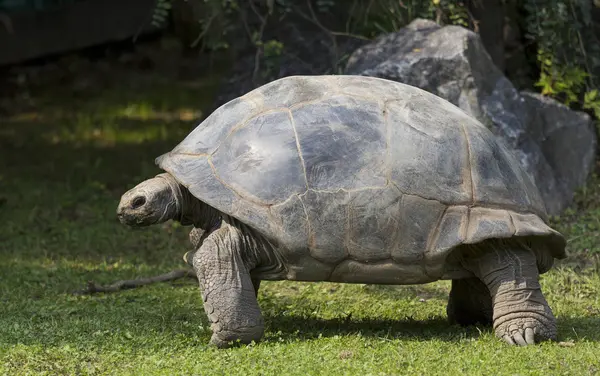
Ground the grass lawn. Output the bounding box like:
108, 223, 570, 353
1, 55, 599, 376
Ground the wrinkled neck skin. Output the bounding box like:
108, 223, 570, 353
156, 173, 221, 230
158, 173, 287, 280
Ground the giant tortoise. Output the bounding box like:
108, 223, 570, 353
117, 75, 566, 347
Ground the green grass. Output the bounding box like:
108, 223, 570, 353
1, 61, 600, 376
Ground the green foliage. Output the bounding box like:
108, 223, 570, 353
343, 0, 434, 38
522, 0, 600, 118
149, 1, 473, 75
151, 0, 241, 50
584, 89, 600, 119
535, 56, 589, 106
151, 0, 171, 28
190, 0, 240, 50
257, 39, 285, 80
435, 0, 470, 28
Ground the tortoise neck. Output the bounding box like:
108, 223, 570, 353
155, 173, 219, 228
187, 197, 220, 230
175, 184, 220, 229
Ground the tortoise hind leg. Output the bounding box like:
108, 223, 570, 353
458, 240, 557, 346
446, 278, 493, 326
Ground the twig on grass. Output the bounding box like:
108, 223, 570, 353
73, 268, 197, 295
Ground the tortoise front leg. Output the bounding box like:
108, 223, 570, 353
459, 241, 557, 346
191, 226, 264, 348
186, 227, 262, 297
183, 227, 208, 266
189, 227, 207, 249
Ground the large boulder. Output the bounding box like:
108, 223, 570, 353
345, 19, 597, 215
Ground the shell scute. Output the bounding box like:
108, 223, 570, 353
292, 95, 387, 191
346, 187, 401, 262
387, 98, 472, 203
210, 110, 306, 205
299, 189, 349, 265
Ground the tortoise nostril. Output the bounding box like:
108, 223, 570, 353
131, 196, 146, 209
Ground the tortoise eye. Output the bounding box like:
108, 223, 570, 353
131, 196, 146, 209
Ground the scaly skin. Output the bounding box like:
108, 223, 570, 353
458, 242, 557, 346
191, 223, 265, 348
187, 226, 262, 298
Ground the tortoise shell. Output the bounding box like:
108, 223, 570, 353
157, 75, 565, 283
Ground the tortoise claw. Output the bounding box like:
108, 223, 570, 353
502, 327, 536, 346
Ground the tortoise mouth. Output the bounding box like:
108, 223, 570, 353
116, 206, 168, 227
116, 210, 144, 226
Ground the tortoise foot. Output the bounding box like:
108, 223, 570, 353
495, 312, 557, 346
209, 326, 264, 348
457, 240, 559, 346
491, 277, 557, 346
492, 289, 557, 346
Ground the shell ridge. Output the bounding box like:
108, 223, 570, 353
286, 109, 310, 190
298, 195, 315, 253
461, 207, 470, 242
383, 100, 392, 184
389, 182, 548, 216
458, 122, 475, 204
507, 212, 517, 235
168, 152, 210, 158
345, 199, 353, 256
424, 206, 449, 257
289, 97, 332, 111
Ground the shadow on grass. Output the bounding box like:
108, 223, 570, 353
556, 316, 600, 342
264, 315, 600, 345
263, 314, 477, 343
359, 283, 451, 301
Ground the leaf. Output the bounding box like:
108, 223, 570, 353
584, 89, 598, 103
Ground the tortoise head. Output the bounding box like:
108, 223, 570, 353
117, 173, 182, 227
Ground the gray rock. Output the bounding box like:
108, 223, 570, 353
345, 18, 597, 215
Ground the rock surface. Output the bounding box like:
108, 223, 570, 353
345, 18, 597, 215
